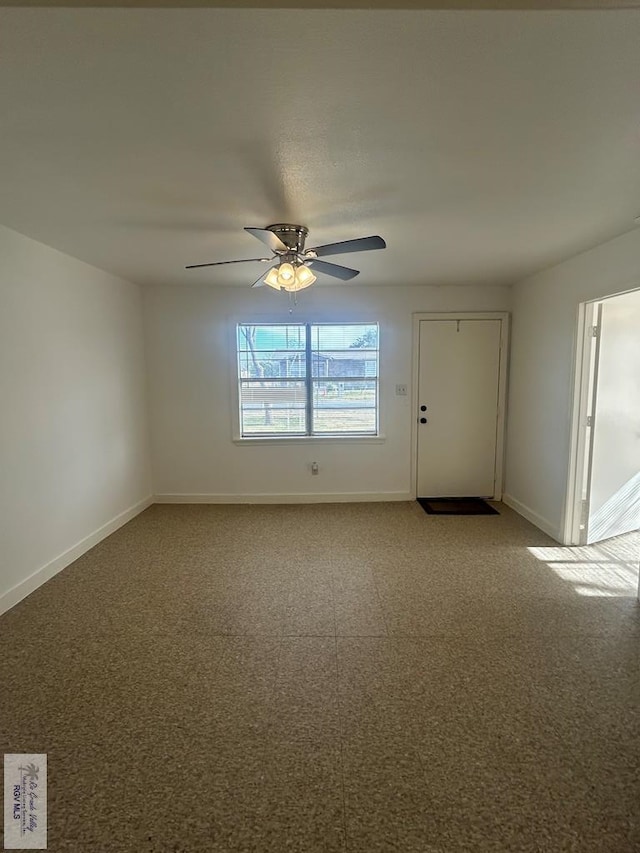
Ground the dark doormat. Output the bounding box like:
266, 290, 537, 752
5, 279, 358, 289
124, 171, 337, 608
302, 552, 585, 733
417, 497, 499, 515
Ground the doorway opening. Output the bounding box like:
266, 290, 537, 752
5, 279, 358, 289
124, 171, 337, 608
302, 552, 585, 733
565, 289, 640, 549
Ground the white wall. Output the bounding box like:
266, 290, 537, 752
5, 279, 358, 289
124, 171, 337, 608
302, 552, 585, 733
505, 227, 640, 542
0, 225, 153, 612
144, 282, 510, 501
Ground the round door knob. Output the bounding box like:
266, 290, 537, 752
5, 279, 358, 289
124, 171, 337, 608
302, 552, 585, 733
420, 417, 427, 424
420, 405, 427, 412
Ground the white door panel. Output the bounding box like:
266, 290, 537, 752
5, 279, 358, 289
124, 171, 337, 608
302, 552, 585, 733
417, 319, 502, 498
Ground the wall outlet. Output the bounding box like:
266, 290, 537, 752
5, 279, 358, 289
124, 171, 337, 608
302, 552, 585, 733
395, 384, 408, 396
311, 461, 319, 475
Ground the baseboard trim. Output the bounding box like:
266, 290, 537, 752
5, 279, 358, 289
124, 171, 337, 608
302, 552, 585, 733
502, 494, 561, 542
154, 492, 413, 504
0, 495, 154, 616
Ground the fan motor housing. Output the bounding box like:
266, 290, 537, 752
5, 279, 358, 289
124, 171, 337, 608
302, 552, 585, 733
267, 224, 308, 254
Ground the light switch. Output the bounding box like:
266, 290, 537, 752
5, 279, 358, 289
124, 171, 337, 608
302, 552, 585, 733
395, 384, 408, 396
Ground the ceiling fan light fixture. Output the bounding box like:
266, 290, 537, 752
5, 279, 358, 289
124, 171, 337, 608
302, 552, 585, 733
294, 265, 316, 289
263, 267, 281, 289
276, 265, 317, 292
276, 262, 295, 286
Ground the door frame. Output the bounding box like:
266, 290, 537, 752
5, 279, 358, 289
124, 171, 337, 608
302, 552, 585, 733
410, 312, 510, 501
563, 300, 601, 546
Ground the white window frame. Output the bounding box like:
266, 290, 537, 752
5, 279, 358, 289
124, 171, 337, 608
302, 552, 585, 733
232, 321, 384, 444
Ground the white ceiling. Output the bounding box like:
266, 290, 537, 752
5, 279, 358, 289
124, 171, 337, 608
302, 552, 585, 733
1, 6, 640, 287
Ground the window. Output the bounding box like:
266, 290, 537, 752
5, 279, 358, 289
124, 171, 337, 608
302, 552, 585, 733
237, 323, 379, 437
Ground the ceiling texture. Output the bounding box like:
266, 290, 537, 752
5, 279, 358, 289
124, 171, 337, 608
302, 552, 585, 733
1, 4, 640, 287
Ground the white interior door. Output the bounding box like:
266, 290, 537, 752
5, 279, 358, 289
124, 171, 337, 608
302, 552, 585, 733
585, 290, 640, 544
417, 318, 502, 498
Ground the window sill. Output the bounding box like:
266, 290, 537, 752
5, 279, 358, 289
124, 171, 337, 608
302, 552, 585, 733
233, 435, 386, 446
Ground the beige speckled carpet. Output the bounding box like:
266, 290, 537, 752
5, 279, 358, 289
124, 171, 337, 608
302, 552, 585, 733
1, 502, 639, 852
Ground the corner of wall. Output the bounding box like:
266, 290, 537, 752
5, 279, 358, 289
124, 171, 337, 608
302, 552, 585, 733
502, 494, 562, 543
0, 496, 154, 616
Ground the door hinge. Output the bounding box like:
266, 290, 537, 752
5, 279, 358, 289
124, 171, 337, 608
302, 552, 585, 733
591, 325, 599, 338
580, 500, 589, 529
586, 415, 593, 427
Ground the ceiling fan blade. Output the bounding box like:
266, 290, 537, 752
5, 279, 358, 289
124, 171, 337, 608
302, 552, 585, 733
309, 235, 386, 258
244, 227, 288, 254
250, 266, 276, 288
307, 259, 360, 281
185, 257, 271, 270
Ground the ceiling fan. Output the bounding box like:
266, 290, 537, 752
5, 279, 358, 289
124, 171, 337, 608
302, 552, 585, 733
185, 224, 386, 292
